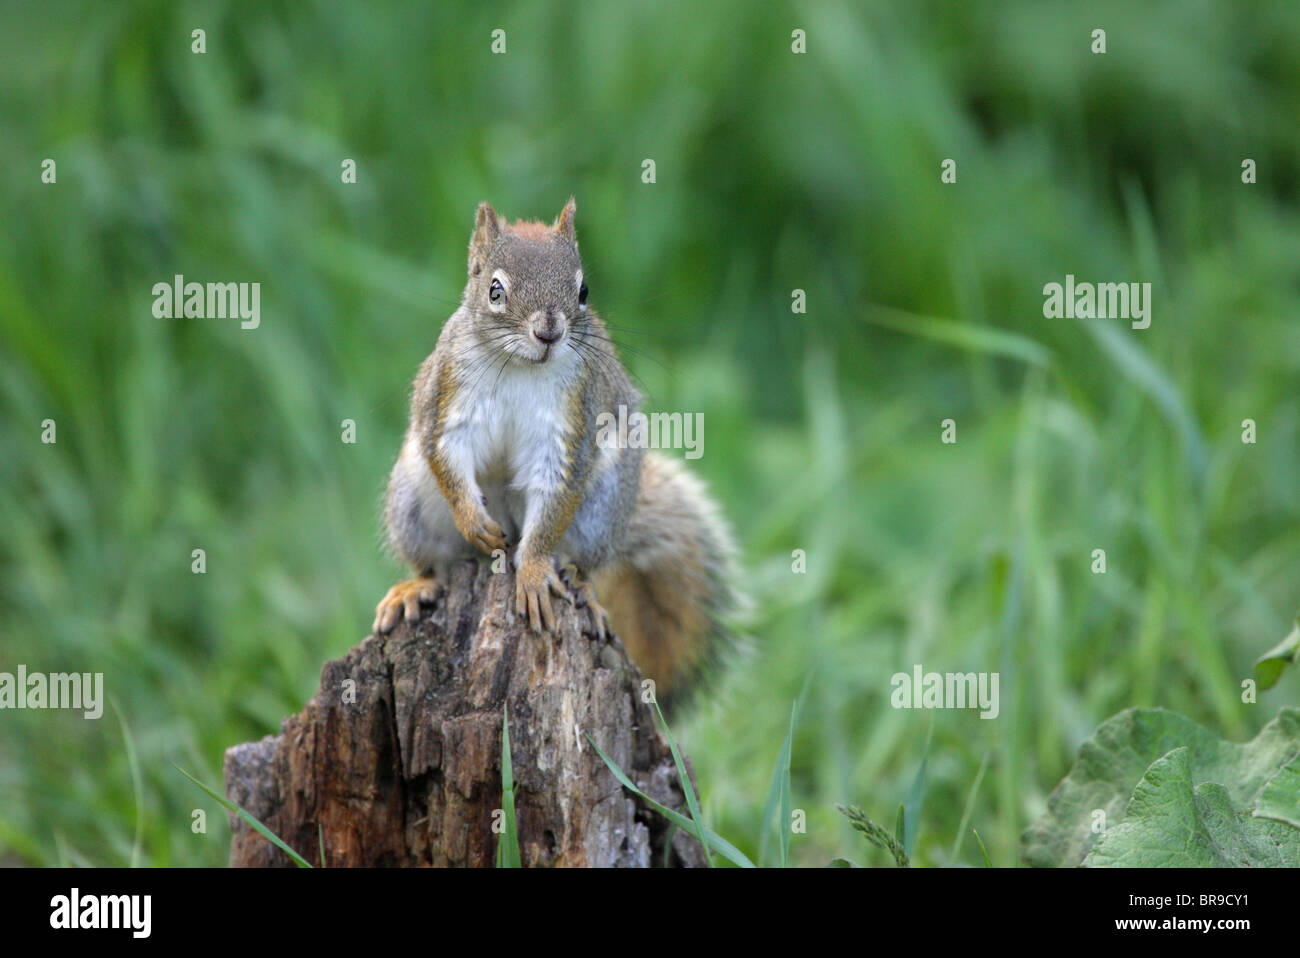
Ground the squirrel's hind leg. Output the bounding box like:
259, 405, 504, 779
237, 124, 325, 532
372, 573, 439, 634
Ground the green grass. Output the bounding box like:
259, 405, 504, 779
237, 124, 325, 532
173, 764, 312, 868
496, 705, 520, 868
2, 0, 1298, 868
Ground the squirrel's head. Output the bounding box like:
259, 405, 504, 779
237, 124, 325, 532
464, 197, 588, 365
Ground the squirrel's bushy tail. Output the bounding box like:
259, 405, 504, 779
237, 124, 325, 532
593, 452, 744, 706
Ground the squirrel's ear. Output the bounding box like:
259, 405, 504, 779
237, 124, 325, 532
469, 202, 500, 275
554, 196, 577, 242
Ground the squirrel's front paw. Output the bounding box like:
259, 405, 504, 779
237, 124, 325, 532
453, 503, 507, 555
515, 556, 567, 633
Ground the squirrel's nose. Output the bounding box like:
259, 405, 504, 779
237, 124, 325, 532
530, 309, 567, 345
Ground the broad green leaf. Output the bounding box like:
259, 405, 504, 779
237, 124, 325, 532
1022, 707, 1300, 867
1255, 618, 1300, 691
1084, 749, 1300, 867
1253, 754, 1300, 830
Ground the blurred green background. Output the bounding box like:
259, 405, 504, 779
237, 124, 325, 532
1, 0, 1298, 867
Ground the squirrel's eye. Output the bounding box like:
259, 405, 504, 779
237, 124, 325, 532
578, 281, 588, 306
489, 279, 505, 304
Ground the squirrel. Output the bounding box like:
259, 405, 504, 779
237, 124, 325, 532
373, 198, 741, 701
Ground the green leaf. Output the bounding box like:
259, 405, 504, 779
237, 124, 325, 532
1253, 754, 1300, 829
1255, 618, 1300, 691
587, 733, 755, 868
829, 857, 859, 868
173, 763, 313, 868
1084, 748, 1300, 867
1022, 707, 1300, 867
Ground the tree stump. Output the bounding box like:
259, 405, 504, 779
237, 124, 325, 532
222, 559, 706, 867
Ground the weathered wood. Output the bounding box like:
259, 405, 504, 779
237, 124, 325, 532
223, 559, 705, 867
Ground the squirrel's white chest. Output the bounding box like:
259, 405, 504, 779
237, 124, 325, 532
441, 366, 574, 493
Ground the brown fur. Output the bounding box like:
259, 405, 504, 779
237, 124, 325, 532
505, 219, 554, 240
593, 453, 737, 701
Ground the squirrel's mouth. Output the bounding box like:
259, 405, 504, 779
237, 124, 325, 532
525, 332, 566, 364
525, 312, 568, 362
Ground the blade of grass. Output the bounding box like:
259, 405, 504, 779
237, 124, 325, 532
498, 703, 521, 868
108, 696, 143, 868
651, 699, 712, 867
759, 675, 811, 866
865, 305, 1052, 368
662, 824, 678, 868
903, 726, 932, 856
760, 701, 798, 867
951, 752, 990, 861
173, 763, 312, 868
586, 734, 755, 867
778, 702, 796, 868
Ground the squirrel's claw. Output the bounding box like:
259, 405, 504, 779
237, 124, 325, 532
470, 516, 507, 555
453, 502, 507, 555
373, 575, 439, 634
515, 558, 565, 634
560, 564, 612, 639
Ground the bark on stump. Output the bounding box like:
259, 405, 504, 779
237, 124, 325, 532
222, 560, 705, 867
